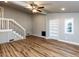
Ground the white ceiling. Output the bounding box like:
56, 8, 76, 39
33, 1, 79, 13
1, 1, 79, 14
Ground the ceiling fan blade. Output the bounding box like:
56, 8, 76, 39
37, 9, 42, 12
40, 11, 47, 14
38, 6, 44, 9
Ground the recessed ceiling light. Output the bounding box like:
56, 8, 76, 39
61, 8, 65, 11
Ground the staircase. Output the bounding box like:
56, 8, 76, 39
0, 18, 26, 43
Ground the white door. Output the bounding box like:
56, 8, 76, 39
49, 19, 59, 39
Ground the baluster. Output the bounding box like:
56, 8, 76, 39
7, 19, 9, 29
24, 30, 26, 38
0, 19, 1, 30
2, 18, 3, 29
4, 20, 6, 29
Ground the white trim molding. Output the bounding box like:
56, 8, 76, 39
0, 29, 12, 32
58, 39, 79, 46
31, 34, 47, 39
32, 35, 79, 46
46, 37, 79, 46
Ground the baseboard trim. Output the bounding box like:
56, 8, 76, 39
46, 37, 79, 46
31, 34, 46, 39
32, 35, 79, 46
58, 39, 79, 46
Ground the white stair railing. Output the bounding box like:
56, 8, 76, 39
0, 18, 26, 38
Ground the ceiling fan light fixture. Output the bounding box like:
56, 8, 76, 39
61, 8, 65, 11
26, 2, 44, 13
32, 9, 38, 13
32, 6, 36, 9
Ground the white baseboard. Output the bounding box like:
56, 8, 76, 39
32, 35, 79, 46
31, 34, 46, 39
46, 37, 79, 46
58, 39, 79, 46
45, 37, 56, 39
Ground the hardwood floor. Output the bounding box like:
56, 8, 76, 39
0, 35, 79, 57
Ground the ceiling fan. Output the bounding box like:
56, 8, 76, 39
26, 2, 45, 13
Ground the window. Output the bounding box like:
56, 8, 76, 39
65, 18, 74, 34
49, 19, 59, 39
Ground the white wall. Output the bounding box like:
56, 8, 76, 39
32, 13, 79, 44
32, 14, 46, 37
47, 13, 79, 43
3, 6, 32, 35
